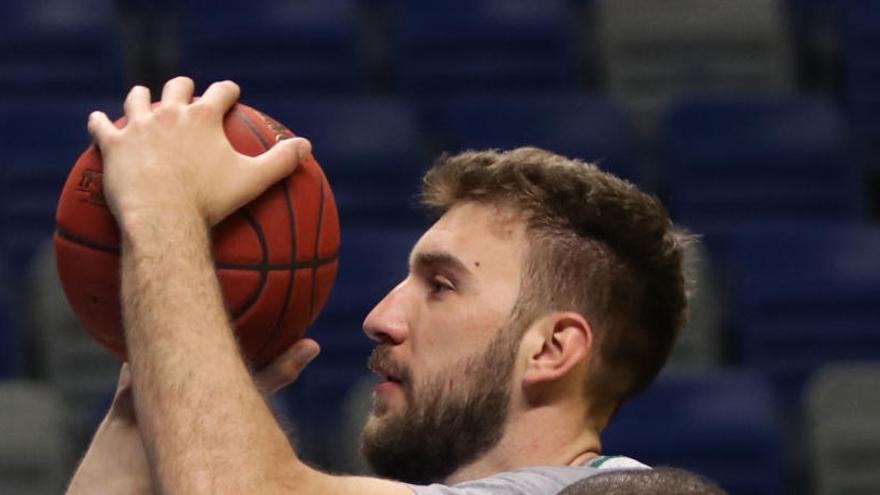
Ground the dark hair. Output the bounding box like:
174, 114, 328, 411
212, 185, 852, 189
421, 147, 692, 416
558, 467, 728, 495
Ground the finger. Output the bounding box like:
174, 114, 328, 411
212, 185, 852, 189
110, 363, 136, 422
212, 138, 311, 226
123, 85, 151, 119
87, 111, 119, 146
199, 80, 241, 114
117, 362, 131, 391
245, 137, 311, 195
160, 76, 195, 105
255, 338, 320, 396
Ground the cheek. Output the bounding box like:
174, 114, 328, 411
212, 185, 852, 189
409, 348, 472, 399
411, 355, 473, 402
412, 307, 503, 357
407, 289, 516, 383
409, 323, 465, 370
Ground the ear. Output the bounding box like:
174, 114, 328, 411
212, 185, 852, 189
521, 312, 593, 389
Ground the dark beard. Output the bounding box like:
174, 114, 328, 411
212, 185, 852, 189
361, 328, 520, 484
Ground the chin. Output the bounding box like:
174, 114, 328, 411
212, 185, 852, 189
364, 405, 394, 433
374, 387, 409, 415
360, 413, 386, 452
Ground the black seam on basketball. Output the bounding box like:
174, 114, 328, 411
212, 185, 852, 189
231, 106, 285, 363
309, 174, 326, 321
233, 107, 272, 150
255, 177, 297, 361
215, 255, 338, 271
54, 227, 120, 255
230, 209, 270, 319
52, 221, 323, 272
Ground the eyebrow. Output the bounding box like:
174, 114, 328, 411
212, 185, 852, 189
409, 250, 473, 282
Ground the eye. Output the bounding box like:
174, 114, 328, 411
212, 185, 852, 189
429, 276, 454, 294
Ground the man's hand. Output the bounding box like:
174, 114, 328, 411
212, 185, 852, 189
65, 338, 321, 495
86, 76, 311, 228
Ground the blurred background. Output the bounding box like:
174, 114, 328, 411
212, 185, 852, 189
0, 0, 879, 493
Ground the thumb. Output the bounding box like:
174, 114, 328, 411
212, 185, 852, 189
255, 338, 321, 396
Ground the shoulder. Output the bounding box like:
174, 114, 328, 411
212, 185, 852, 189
406, 457, 650, 495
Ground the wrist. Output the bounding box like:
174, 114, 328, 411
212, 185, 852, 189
117, 204, 208, 249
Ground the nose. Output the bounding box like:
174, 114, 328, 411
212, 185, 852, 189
363, 278, 412, 345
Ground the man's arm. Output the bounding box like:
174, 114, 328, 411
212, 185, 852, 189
86, 77, 412, 495
120, 202, 303, 492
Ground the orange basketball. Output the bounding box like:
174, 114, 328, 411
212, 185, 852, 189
54, 103, 340, 369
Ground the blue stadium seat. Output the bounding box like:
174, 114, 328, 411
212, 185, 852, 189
596, 0, 794, 133
0, 0, 125, 97
602, 370, 786, 495
0, 99, 121, 282
247, 96, 430, 227
431, 92, 644, 185
387, 0, 578, 95
836, 0, 880, 173
663, 94, 863, 241
725, 222, 880, 404
178, 0, 365, 95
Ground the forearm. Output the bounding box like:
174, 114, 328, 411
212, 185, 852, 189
65, 417, 152, 495
120, 211, 305, 493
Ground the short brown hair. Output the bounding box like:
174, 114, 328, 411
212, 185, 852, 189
421, 147, 691, 416
558, 467, 728, 495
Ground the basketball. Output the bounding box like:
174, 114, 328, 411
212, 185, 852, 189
53, 102, 340, 369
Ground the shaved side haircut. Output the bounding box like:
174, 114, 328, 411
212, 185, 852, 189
558, 467, 728, 495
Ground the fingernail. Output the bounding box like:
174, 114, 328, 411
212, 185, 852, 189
295, 343, 319, 363
294, 138, 312, 161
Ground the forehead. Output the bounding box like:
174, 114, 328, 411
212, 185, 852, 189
411, 201, 528, 277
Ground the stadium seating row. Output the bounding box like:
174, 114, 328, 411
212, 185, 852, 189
0, 0, 873, 97
0, 92, 865, 279
599, 363, 880, 495
4, 0, 878, 188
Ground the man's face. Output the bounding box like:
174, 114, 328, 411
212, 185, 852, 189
360, 202, 529, 484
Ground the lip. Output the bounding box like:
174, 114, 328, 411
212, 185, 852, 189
375, 380, 403, 394
369, 363, 401, 384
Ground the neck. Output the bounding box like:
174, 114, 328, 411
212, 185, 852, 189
442, 404, 602, 485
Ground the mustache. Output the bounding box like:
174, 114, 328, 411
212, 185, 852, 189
368, 345, 412, 384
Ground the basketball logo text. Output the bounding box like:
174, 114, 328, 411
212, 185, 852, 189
258, 112, 295, 142
75, 168, 108, 207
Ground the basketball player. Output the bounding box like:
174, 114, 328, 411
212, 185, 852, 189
66, 77, 692, 494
